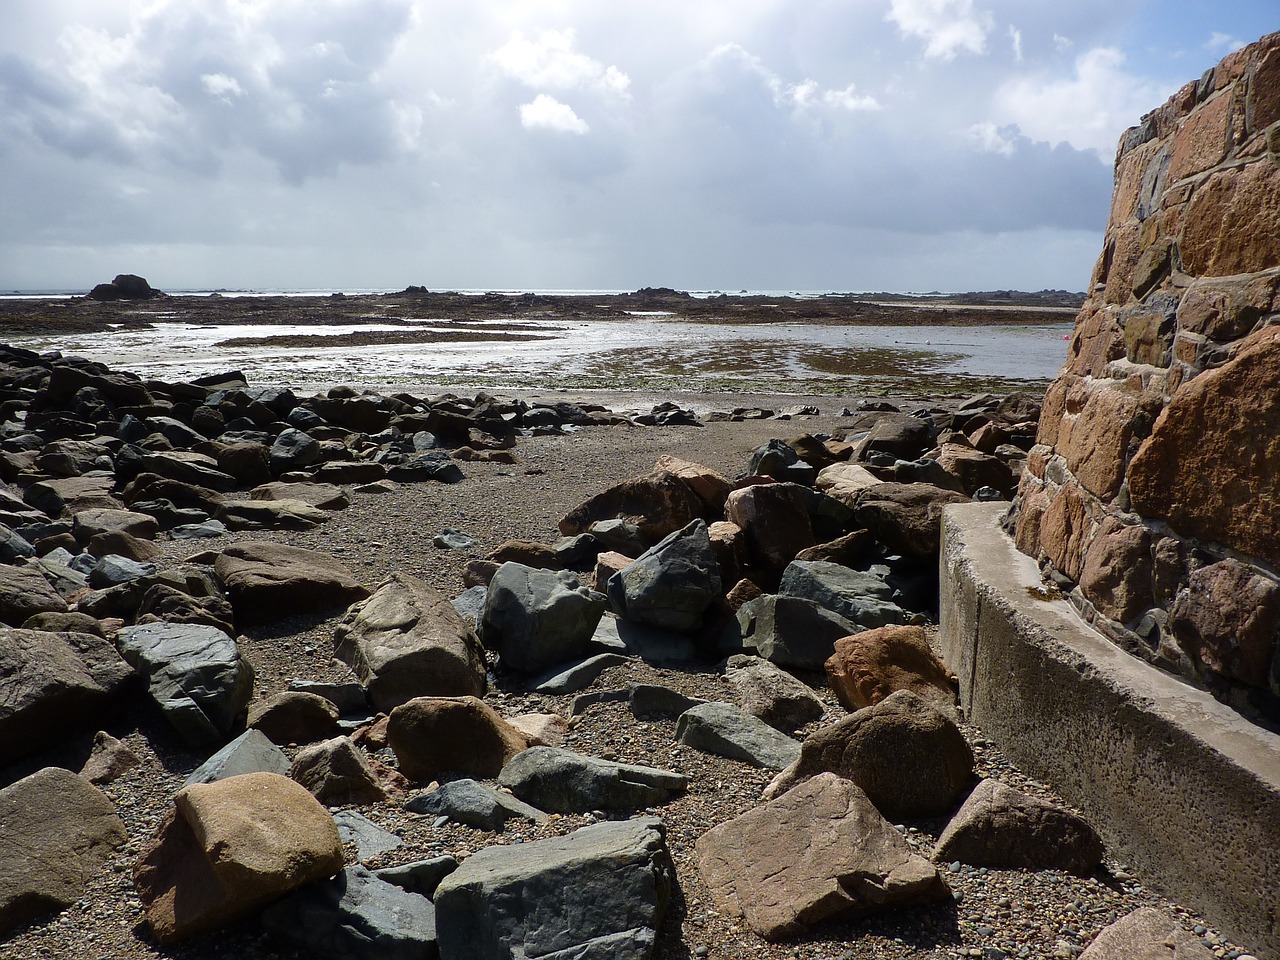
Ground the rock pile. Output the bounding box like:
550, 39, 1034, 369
1011, 30, 1280, 720
0, 343, 1240, 958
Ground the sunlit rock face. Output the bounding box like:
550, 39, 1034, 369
1011, 31, 1280, 718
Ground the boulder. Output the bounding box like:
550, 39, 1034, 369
695, 772, 949, 941
763, 690, 974, 820
374, 856, 459, 899
478, 563, 606, 674
247, 690, 340, 745
824, 625, 957, 715
134, 773, 344, 944
183, 728, 291, 787
0, 522, 36, 563
214, 540, 369, 625
335, 810, 404, 861
724, 483, 816, 582
558, 470, 704, 545
498, 746, 686, 813
752, 595, 861, 670
1078, 907, 1216, 960
0, 627, 134, 765
249, 480, 350, 510
815, 462, 882, 507
116, 622, 254, 746
72, 507, 159, 543
0, 767, 127, 935
24, 475, 122, 517
217, 498, 331, 530
507, 711, 572, 747
607, 519, 721, 632
858, 413, 937, 461
778, 560, 910, 630
335, 573, 488, 712
854, 482, 970, 560
652, 454, 732, 512
529, 652, 629, 694
290, 736, 388, 806
387, 696, 528, 781
269, 428, 321, 474
1169, 558, 1280, 686
79, 730, 142, 785
935, 443, 1015, 497
88, 553, 157, 588
261, 865, 437, 960
723, 654, 825, 732
434, 817, 674, 960
386, 451, 465, 484
0, 564, 68, 625
675, 701, 802, 770
933, 778, 1104, 875
405, 778, 548, 830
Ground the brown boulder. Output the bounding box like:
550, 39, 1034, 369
853, 483, 969, 561
653, 455, 732, 512
79, 730, 143, 785
935, 443, 1014, 497
1129, 326, 1280, 568
213, 540, 369, 625
486, 539, 560, 569
87, 529, 163, 563
724, 654, 825, 732
814, 462, 881, 507
558, 470, 703, 545
1078, 907, 1216, 959
387, 696, 529, 782
724, 483, 816, 580
289, 736, 387, 806
23, 475, 122, 518
0, 565, 69, 626
591, 550, 633, 593
134, 772, 343, 944
72, 507, 159, 543
763, 690, 973, 820
824, 625, 956, 715
210, 442, 272, 486
794, 528, 874, 566
695, 772, 949, 941
333, 573, 487, 713
1169, 559, 1280, 686
1039, 484, 1089, 582
933, 778, 1104, 875
0, 767, 126, 934
249, 481, 350, 510
247, 691, 340, 745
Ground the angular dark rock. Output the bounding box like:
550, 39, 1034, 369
498, 746, 686, 813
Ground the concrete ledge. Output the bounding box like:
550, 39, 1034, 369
939, 502, 1280, 960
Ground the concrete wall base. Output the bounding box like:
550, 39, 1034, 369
939, 502, 1280, 959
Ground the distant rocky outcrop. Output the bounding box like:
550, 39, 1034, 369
88, 274, 161, 301
1012, 30, 1280, 719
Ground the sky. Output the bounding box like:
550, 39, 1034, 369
0, 1, 1275, 294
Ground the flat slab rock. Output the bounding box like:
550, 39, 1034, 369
213, 540, 370, 625
434, 816, 674, 960
696, 772, 949, 941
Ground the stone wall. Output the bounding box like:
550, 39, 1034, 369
1012, 31, 1280, 720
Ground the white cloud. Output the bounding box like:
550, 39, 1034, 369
201, 73, 244, 101
1009, 25, 1023, 62
520, 93, 588, 133
991, 46, 1173, 155
490, 29, 630, 97
1053, 33, 1072, 53
700, 43, 879, 115
966, 120, 1016, 155
886, 0, 994, 60
1206, 31, 1244, 55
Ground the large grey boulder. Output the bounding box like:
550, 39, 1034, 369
751, 595, 861, 670
405, 779, 548, 831
335, 573, 487, 712
696, 773, 948, 941
777, 560, 910, 630
675, 701, 801, 770
933, 778, 1105, 875
0, 564, 68, 625
607, 519, 721, 632
0, 767, 127, 935
116, 622, 255, 746
0, 627, 134, 765
723, 654, 825, 732
435, 817, 674, 960
763, 690, 974, 820
262, 865, 437, 960
269, 427, 321, 474
182, 728, 290, 787
499, 746, 686, 813
479, 563, 606, 673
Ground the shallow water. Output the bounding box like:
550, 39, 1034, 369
8, 315, 1072, 398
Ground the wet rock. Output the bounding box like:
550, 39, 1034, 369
434, 817, 673, 960
695, 772, 949, 941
